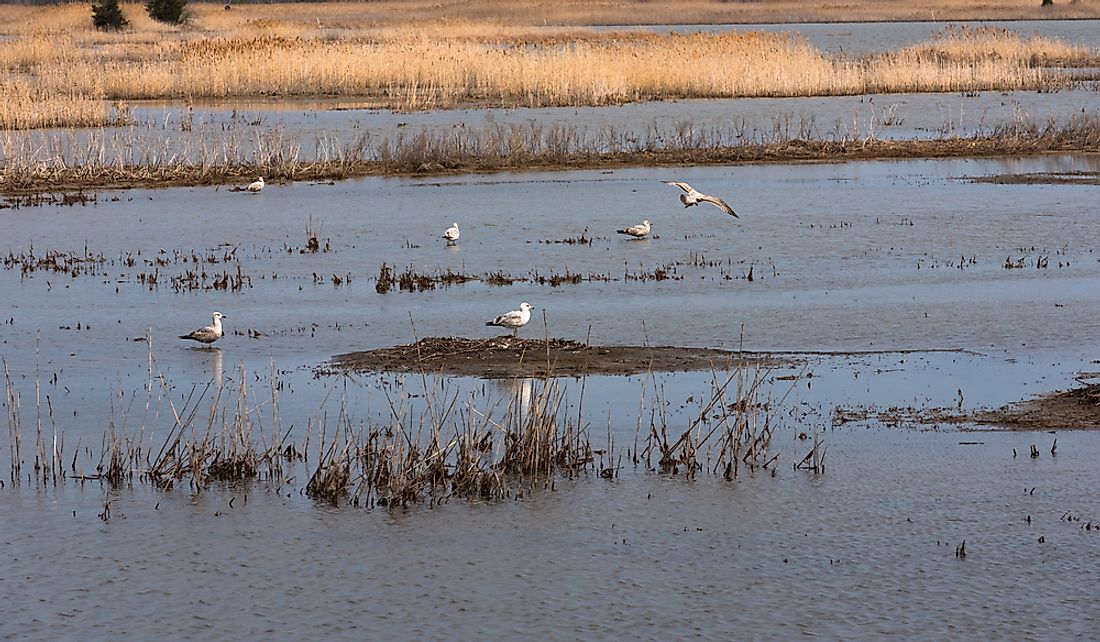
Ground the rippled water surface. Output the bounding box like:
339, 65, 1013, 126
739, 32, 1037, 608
3, 429, 1099, 640
2, 146, 1100, 636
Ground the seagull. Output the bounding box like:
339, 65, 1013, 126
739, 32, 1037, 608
662, 181, 738, 218
246, 177, 264, 193
443, 222, 460, 244
485, 302, 533, 336
616, 219, 651, 239
179, 311, 227, 347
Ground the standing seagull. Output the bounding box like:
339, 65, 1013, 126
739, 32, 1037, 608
179, 311, 227, 347
485, 302, 533, 336
662, 181, 738, 218
443, 222, 460, 244
616, 219, 651, 239
246, 177, 265, 193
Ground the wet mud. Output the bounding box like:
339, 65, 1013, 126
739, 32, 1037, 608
836, 383, 1100, 430
328, 336, 785, 378
972, 383, 1100, 429
971, 169, 1100, 185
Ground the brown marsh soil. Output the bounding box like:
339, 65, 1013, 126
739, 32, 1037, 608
971, 383, 1100, 429
837, 383, 1100, 430
327, 336, 785, 378
971, 170, 1100, 185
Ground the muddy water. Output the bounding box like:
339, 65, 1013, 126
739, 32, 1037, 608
3, 155, 1100, 637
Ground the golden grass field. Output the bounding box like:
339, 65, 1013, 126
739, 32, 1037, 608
3, 1, 1100, 33
0, 1, 1095, 192
0, 1, 1097, 129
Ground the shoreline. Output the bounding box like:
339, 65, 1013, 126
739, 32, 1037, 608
4, 140, 1098, 197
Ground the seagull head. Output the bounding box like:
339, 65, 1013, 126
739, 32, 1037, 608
519, 302, 533, 312
452, 222, 459, 228
642, 219, 650, 226
212, 311, 226, 320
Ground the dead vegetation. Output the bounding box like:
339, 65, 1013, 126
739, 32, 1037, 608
2, 337, 790, 508
0, 5, 1097, 129
2, 244, 256, 293
3, 111, 1100, 194
833, 382, 1100, 430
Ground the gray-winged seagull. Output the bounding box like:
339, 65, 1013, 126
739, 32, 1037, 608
662, 180, 738, 218
180, 311, 227, 347
485, 302, 533, 336
616, 219, 651, 238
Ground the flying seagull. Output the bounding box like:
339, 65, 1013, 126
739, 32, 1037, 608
486, 302, 533, 336
662, 181, 738, 218
246, 177, 265, 193
443, 222, 460, 244
180, 311, 227, 347
616, 219, 651, 239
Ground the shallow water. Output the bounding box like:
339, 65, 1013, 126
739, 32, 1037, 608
9, 86, 1094, 168
3, 153, 1100, 638
2, 154, 1099, 427
2, 428, 1098, 639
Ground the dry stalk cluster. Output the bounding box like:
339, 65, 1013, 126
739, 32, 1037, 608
373, 254, 767, 295
1, 243, 258, 293
3, 340, 792, 507
638, 361, 789, 480
303, 377, 592, 507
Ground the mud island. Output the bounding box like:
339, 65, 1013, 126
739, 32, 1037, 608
328, 336, 788, 378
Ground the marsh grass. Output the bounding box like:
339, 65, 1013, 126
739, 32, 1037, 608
2, 336, 785, 508
5, 2, 1097, 35
0, 77, 112, 130
1, 4, 1096, 130
33, 29, 1081, 110
908, 25, 1097, 66
2, 110, 1099, 193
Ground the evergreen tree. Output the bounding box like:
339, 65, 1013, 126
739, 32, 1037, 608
146, 0, 189, 24
92, 0, 128, 31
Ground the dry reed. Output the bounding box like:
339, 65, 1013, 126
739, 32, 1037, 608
1, 5, 1095, 129
2, 110, 1099, 194
1, 334, 787, 507
31, 29, 1081, 109
5, 2, 1098, 35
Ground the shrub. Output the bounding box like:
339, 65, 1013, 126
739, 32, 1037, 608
92, 0, 128, 30
146, 0, 188, 24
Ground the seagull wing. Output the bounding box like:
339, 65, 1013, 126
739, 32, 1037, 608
489, 310, 524, 327
662, 180, 694, 194
699, 194, 739, 218
500, 311, 523, 325
180, 324, 219, 343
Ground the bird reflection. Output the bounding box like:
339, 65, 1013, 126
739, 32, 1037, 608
207, 347, 224, 388
495, 377, 534, 423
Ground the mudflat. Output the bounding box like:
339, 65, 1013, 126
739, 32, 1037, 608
972, 383, 1100, 429
328, 336, 783, 378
